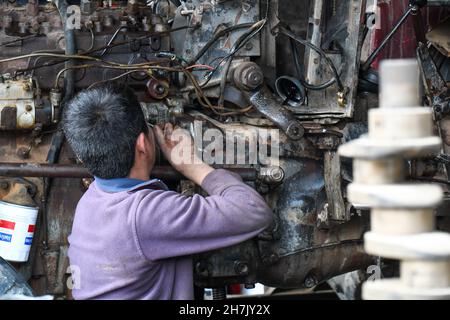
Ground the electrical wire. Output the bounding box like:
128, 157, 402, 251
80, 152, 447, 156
217, 19, 267, 107
1, 23, 248, 116
87, 70, 152, 89
0, 34, 37, 47
184, 68, 254, 116
0, 52, 171, 70
198, 19, 266, 89
53, 63, 188, 89
85, 27, 95, 53
290, 37, 335, 90
185, 64, 214, 71
100, 26, 127, 56
10, 25, 192, 75
196, 0, 270, 89
189, 22, 255, 64
279, 25, 344, 91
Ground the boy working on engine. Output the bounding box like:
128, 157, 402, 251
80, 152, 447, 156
63, 84, 273, 300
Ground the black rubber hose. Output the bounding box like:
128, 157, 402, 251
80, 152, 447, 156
58, 1, 76, 100
47, 0, 76, 162
41, 0, 77, 249
280, 26, 344, 91
290, 37, 335, 91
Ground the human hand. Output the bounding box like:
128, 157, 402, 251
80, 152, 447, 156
153, 123, 214, 185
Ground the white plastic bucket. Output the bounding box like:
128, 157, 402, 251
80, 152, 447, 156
0, 200, 39, 262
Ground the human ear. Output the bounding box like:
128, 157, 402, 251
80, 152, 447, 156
136, 132, 147, 155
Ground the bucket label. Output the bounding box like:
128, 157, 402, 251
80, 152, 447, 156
28, 225, 35, 233
0, 232, 12, 243
24, 237, 33, 245
0, 219, 15, 230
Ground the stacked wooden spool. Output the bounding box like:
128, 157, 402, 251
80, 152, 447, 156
339, 59, 450, 299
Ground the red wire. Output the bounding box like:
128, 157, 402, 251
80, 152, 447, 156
186, 64, 215, 71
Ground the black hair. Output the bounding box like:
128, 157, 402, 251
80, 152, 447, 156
62, 83, 148, 179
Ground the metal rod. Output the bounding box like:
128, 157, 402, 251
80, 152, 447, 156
0, 163, 258, 181
361, 5, 415, 72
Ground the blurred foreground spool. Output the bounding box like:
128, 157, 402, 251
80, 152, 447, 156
339, 59, 450, 300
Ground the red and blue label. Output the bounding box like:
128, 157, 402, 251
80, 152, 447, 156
25, 224, 35, 245
0, 219, 15, 243
0, 219, 35, 245
24, 237, 33, 245
25, 224, 34, 246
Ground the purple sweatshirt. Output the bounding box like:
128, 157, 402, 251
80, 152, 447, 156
67, 169, 273, 300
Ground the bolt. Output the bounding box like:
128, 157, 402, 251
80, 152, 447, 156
286, 121, 304, 140
234, 261, 249, 275
269, 167, 284, 182
304, 275, 318, 288
247, 69, 263, 87
245, 42, 253, 51
155, 84, 165, 95
17, 147, 30, 159
260, 166, 285, 184
25, 105, 33, 112
236, 63, 264, 90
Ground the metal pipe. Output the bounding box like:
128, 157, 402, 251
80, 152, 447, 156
0, 163, 258, 181
306, 0, 323, 86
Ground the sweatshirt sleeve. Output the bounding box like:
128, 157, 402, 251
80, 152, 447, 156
133, 169, 273, 261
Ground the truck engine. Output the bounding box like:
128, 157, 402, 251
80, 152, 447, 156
0, 0, 449, 300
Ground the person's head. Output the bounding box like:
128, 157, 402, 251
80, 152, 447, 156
63, 83, 155, 180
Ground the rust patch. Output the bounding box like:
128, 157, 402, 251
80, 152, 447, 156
0, 107, 17, 130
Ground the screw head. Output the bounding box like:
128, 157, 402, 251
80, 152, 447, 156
304, 276, 318, 288
234, 261, 249, 275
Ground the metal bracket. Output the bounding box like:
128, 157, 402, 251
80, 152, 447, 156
246, 86, 305, 140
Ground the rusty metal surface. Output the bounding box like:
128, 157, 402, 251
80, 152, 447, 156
323, 150, 347, 223
0, 78, 37, 130
247, 86, 305, 140
0, 162, 259, 181
427, 18, 450, 57
195, 158, 370, 289
258, 241, 372, 289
